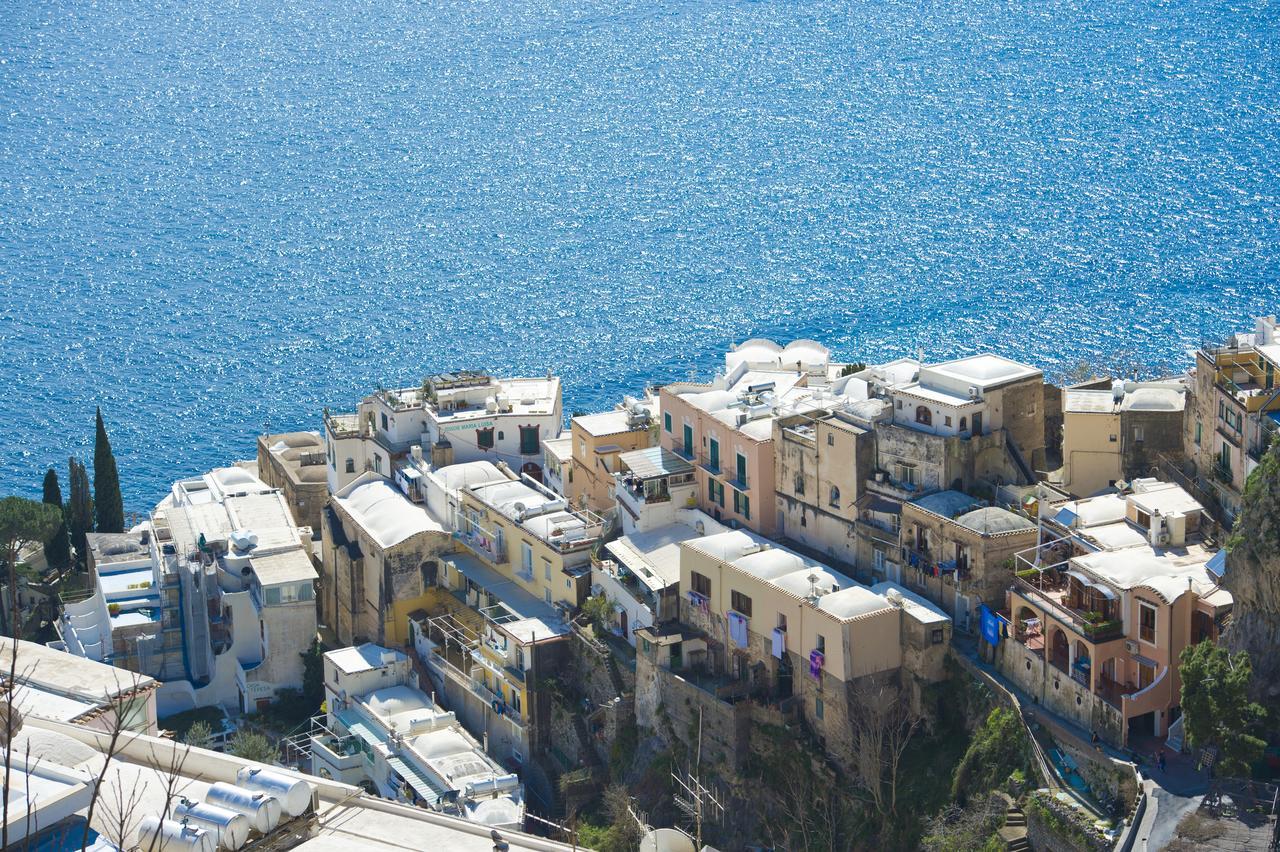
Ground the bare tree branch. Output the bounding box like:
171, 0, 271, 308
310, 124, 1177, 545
78, 671, 147, 851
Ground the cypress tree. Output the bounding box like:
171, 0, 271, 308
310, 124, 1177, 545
41, 467, 70, 570
93, 407, 124, 533
67, 456, 93, 563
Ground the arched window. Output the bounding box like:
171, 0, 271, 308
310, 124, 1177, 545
959, 416, 968, 433
829, 485, 841, 508
915, 406, 932, 426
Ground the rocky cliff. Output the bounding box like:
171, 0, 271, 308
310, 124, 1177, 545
1224, 439, 1280, 703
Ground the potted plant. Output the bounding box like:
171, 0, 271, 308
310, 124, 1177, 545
107, 603, 121, 616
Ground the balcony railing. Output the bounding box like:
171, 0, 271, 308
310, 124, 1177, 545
456, 525, 507, 564
1011, 577, 1123, 642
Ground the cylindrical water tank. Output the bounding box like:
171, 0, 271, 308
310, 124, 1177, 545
639, 828, 697, 852
137, 816, 217, 852
173, 798, 250, 850
235, 767, 313, 817
204, 782, 282, 833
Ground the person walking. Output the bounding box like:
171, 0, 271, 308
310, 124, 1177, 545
1157, 748, 1166, 773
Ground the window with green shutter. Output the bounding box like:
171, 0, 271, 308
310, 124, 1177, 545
519, 425, 539, 455
664, 412, 672, 432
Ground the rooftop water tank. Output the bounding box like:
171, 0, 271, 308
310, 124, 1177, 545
173, 798, 250, 850
234, 767, 313, 818
205, 782, 282, 833
137, 816, 217, 852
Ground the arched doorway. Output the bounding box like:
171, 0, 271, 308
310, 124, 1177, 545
1015, 606, 1043, 656
1049, 627, 1070, 674
1072, 640, 1091, 686
520, 461, 543, 483
1098, 656, 1126, 708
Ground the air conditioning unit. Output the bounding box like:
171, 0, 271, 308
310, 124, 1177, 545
1125, 640, 1139, 654
1155, 532, 1170, 546
968, 386, 980, 399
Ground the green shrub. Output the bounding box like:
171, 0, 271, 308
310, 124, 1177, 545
950, 708, 1030, 804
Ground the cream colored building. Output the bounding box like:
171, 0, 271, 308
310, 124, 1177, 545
1058, 381, 1186, 498
566, 395, 659, 514
1186, 315, 1280, 523
1000, 479, 1232, 746
675, 530, 950, 764
456, 476, 604, 612
323, 371, 564, 494
773, 408, 874, 568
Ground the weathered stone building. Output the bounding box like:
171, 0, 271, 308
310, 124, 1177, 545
323, 472, 455, 646
1057, 381, 1186, 498
256, 431, 329, 533
901, 491, 1039, 632
773, 409, 874, 568
638, 528, 950, 771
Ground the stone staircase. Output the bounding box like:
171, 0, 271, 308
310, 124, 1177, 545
1165, 714, 1185, 753
571, 713, 603, 769
603, 649, 628, 697
995, 793, 1030, 851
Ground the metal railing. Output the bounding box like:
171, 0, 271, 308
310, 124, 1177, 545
1011, 577, 1123, 641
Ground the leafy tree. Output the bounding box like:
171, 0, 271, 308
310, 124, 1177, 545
301, 639, 325, 710
183, 720, 215, 750
93, 407, 125, 534
0, 496, 63, 637
839, 362, 868, 377
66, 456, 93, 563
580, 593, 614, 631
229, 730, 279, 764
950, 708, 1030, 805
41, 468, 70, 571
1179, 642, 1265, 777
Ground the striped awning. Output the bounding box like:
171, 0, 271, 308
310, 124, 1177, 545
387, 755, 448, 806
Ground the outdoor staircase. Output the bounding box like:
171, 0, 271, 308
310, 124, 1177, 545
571, 713, 603, 769
603, 650, 627, 697
996, 794, 1030, 852
1165, 714, 1185, 753
1006, 437, 1036, 486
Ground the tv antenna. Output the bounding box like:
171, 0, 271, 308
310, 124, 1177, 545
672, 709, 724, 849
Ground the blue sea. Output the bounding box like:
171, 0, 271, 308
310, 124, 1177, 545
2, 0, 1278, 510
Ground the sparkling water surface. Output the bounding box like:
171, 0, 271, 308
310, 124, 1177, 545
2, 0, 1278, 509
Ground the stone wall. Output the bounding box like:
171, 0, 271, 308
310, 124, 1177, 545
635, 645, 750, 773
1043, 383, 1064, 462
1024, 790, 1113, 852
1055, 736, 1139, 815
1122, 408, 1184, 480
996, 639, 1124, 746
1001, 378, 1048, 470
